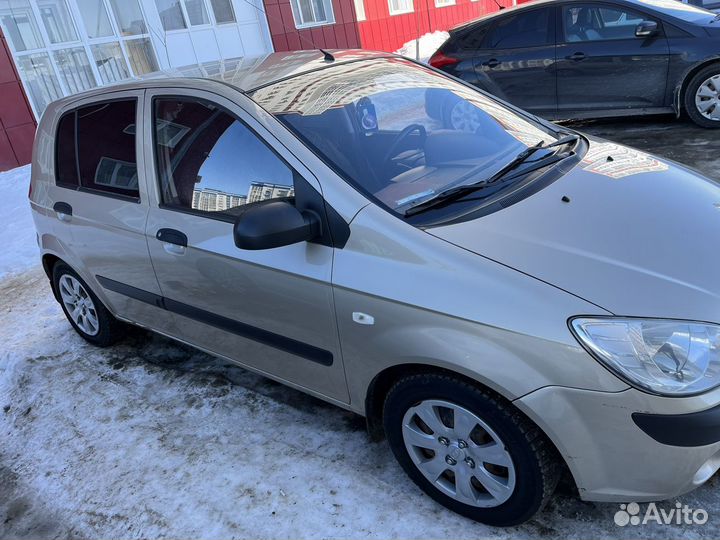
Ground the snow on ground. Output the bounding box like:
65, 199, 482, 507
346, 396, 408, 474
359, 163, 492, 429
394, 31, 449, 63
0, 165, 38, 279
2, 120, 720, 539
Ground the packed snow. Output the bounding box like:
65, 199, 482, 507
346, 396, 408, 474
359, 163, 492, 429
3, 115, 720, 539
0, 165, 38, 279
394, 31, 449, 63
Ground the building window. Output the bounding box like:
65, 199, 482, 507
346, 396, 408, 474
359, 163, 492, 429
52, 46, 96, 93
123, 37, 158, 75
155, 0, 186, 30
37, 0, 78, 43
75, 0, 113, 38
91, 41, 129, 83
354, 0, 366, 21
434, 0, 455, 7
15, 52, 62, 113
289, 0, 335, 28
209, 0, 235, 23
184, 0, 209, 25
154, 0, 216, 31
106, 0, 147, 36
388, 0, 413, 15
0, 1, 45, 51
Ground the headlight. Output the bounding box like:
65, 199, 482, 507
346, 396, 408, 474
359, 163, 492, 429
570, 317, 720, 396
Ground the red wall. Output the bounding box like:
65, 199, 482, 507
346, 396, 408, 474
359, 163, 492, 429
0, 28, 36, 172
358, 0, 509, 53
264, 0, 362, 51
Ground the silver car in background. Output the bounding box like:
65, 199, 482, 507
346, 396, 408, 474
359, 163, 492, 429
29, 50, 720, 526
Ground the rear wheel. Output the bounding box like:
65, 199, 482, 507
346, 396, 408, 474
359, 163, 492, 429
684, 65, 720, 128
383, 373, 560, 527
52, 262, 125, 347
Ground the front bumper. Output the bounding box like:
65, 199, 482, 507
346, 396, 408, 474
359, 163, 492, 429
514, 385, 720, 502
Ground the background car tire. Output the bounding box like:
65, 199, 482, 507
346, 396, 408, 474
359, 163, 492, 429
684, 65, 720, 129
383, 373, 561, 527
52, 262, 125, 347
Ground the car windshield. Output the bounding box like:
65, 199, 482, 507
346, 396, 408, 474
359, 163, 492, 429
635, 0, 717, 22
250, 58, 560, 215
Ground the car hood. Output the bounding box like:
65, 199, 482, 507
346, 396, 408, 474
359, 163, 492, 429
429, 138, 720, 322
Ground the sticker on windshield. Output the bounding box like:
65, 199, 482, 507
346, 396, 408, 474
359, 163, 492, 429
357, 97, 378, 134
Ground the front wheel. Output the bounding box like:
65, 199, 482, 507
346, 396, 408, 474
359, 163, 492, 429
383, 374, 560, 527
684, 65, 720, 128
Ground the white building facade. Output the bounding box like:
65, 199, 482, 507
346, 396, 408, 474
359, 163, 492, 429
0, 0, 273, 118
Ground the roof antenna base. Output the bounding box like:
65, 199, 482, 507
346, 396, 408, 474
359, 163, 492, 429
319, 48, 335, 62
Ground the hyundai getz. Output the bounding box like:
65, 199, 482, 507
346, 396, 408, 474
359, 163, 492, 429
29, 50, 720, 526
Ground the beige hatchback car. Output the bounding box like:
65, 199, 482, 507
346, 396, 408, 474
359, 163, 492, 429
30, 50, 720, 526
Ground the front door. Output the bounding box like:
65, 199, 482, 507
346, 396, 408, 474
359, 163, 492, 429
143, 89, 348, 402
556, 3, 670, 114
473, 6, 558, 115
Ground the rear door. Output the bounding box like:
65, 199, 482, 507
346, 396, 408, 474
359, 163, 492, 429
556, 2, 670, 113
50, 91, 167, 331
142, 88, 349, 402
473, 6, 558, 115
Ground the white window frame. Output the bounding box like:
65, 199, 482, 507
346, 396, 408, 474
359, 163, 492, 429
435, 0, 456, 8
289, 0, 336, 28
388, 0, 413, 15
353, 0, 366, 21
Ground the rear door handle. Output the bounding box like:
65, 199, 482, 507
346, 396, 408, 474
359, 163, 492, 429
483, 59, 500, 68
566, 52, 587, 61
156, 228, 187, 255
53, 201, 72, 222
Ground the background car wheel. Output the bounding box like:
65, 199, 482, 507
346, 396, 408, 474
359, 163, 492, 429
383, 373, 561, 527
52, 262, 125, 347
685, 65, 720, 129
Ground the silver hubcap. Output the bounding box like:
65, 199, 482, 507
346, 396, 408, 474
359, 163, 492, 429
695, 75, 720, 121
59, 275, 99, 336
401, 399, 516, 508
450, 101, 483, 133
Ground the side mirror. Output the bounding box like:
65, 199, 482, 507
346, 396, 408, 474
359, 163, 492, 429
233, 200, 321, 250
635, 20, 658, 37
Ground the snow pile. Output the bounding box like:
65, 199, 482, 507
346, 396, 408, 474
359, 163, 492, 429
0, 165, 38, 279
394, 31, 449, 63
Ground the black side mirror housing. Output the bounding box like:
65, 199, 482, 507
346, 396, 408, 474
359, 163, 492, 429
636, 20, 658, 38
233, 200, 321, 250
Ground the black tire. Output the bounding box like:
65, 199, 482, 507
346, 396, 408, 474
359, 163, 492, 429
684, 64, 720, 129
52, 262, 125, 347
383, 373, 560, 527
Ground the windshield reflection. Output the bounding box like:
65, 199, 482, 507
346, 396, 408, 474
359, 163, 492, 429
252, 58, 559, 215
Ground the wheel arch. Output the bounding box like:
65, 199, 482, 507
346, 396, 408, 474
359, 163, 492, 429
676, 58, 720, 114
364, 363, 577, 491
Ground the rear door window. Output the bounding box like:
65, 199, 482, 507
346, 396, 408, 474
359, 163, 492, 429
76, 99, 139, 198
55, 99, 139, 199
486, 8, 553, 49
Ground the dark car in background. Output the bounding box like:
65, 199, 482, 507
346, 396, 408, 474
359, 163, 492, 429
429, 0, 720, 127
687, 0, 720, 13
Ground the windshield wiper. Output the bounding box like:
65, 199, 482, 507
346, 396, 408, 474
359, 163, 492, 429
713, 13, 720, 22
404, 134, 580, 217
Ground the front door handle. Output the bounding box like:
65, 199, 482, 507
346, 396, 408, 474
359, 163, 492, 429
483, 59, 500, 68
156, 228, 187, 255
53, 201, 72, 222
566, 52, 587, 61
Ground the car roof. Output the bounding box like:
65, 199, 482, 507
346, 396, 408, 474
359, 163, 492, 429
46, 49, 394, 110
